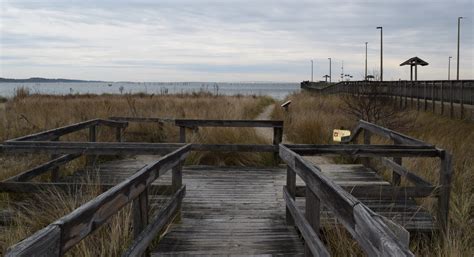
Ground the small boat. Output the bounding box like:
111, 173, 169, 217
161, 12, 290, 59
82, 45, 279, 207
108, 83, 113, 87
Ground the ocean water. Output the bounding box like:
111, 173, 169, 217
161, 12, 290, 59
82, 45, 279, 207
0, 82, 299, 100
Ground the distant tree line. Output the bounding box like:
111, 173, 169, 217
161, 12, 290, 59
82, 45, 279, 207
0, 77, 104, 83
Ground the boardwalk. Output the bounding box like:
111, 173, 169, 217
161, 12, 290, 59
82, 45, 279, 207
1, 118, 451, 256
61, 158, 434, 255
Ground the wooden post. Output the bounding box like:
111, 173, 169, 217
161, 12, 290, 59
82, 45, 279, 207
410, 81, 414, 107
133, 189, 149, 245
392, 140, 402, 186
404, 80, 408, 108
450, 81, 454, 119
417, 82, 421, 111
460, 81, 464, 119
286, 166, 296, 225
172, 162, 183, 222
438, 150, 452, 234
304, 187, 320, 257
432, 81, 436, 113
172, 163, 183, 192
273, 127, 283, 165
399, 81, 403, 107
87, 126, 97, 167
424, 82, 428, 111
116, 127, 122, 142
179, 126, 186, 143
362, 130, 371, 167
441, 81, 444, 115
50, 137, 60, 182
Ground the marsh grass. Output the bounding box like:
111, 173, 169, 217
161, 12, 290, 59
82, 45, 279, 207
273, 91, 474, 256
0, 92, 274, 255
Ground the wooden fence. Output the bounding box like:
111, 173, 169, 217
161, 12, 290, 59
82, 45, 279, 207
305, 80, 474, 119
1, 118, 452, 256
280, 145, 414, 256
110, 117, 284, 161
4, 145, 190, 257
340, 120, 452, 232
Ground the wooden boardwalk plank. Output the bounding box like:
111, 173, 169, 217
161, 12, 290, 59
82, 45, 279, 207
58, 159, 435, 255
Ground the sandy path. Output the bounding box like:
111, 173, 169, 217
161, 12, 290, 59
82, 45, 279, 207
255, 104, 332, 165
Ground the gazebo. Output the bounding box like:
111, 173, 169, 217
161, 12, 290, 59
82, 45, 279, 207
400, 57, 429, 81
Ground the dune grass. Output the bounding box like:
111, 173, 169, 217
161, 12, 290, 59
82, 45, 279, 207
0, 92, 274, 255
272, 91, 474, 256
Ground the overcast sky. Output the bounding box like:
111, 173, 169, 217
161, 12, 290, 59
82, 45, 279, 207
1, 0, 473, 82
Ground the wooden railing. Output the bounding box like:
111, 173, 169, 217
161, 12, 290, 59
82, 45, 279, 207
305, 80, 474, 119
6, 118, 128, 142
3, 118, 128, 182
108, 117, 284, 159
340, 120, 452, 231
4, 145, 190, 257
280, 144, 414, 256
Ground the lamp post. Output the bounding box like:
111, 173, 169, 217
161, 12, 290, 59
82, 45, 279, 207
448, 56, 452, 80
328, 58, 332, 83
311, 60, 314, 82
456, 17, 463, 80
365, 42, 368, 80
376, 26, 383, 81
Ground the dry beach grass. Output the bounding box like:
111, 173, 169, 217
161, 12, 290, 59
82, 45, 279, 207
272, 91, 473, 256
0, 91, 273, 255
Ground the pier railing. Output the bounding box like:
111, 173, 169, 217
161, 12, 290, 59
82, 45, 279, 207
305, 80, 474, 119
280, 144, 414, 256
4, 145, 190, 257
0, 118, 452, 256
340, 119, 452, 232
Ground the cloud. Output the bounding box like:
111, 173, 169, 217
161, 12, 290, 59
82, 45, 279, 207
0, 0, 472, 81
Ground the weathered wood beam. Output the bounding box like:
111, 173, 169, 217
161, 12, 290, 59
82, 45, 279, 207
7, 119, 127, 142
283, 187, 330, 257
0, 181, 174, 195
4, 154, 81, 182
341, 120, 432, 146
1, 142, 185, 155
280, 145, 415, 256
122, 186, 185, 257
191, 144, 277, 152
5, 224, 61, 257
54, 145, 190, 254
175, 119, 283, 128
286, 144, 439, 157
438, 150, 452, 234
109, 116, 174, 124
381, 158, 432, 187
294, 185, 438, 198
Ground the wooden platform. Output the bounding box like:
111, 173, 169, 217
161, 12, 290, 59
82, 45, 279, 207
59, 157, 435, 255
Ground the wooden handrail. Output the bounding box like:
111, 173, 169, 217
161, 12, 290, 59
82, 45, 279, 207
175, 119, 283, 128
5, 144, 191, 256
280, 144, 414, 256
286, 144, 439, 157
381, 157, 432, 187
3, 154, 81, 182
6, 119, 128, 142
341, 120, 432, 146
109, 116, 175, 124
1, 142, 186, 155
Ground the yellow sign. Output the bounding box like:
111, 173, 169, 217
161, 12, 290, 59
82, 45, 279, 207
333, 129, 351, 142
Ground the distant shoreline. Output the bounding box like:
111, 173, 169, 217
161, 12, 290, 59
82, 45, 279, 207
0, 77, 104, 83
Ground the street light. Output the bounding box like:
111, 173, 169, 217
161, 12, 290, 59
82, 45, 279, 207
456, 17, 463, 80
328, 58, 332, 83
448, 56, 452, 80
376, 26, 383, 81
311, 60, 314, 82
365, 42, 368, 80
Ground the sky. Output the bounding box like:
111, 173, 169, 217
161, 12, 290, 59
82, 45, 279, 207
0, 0, 473, 82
